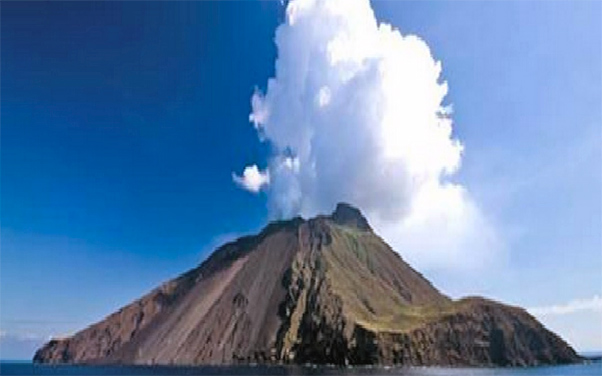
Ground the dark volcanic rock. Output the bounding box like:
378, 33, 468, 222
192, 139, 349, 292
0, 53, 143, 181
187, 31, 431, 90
34, 203, 580, 366
330, 202, 371, 231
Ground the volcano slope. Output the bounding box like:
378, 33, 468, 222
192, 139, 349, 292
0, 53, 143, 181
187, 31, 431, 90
34, 203, 580, 366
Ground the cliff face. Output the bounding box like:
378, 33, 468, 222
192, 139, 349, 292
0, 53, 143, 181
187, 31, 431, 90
34, 203, 580, 366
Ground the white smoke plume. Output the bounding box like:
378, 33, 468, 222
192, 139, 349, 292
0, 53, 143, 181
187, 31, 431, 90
234, 0, 502, 272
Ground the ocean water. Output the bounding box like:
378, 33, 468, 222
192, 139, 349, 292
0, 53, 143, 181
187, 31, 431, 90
0, 362, 600, 376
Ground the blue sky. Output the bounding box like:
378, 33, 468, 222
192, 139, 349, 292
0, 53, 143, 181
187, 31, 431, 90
1, 1, 600, 359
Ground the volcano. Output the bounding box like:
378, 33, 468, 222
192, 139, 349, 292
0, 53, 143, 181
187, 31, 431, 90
34, 203, 580, 366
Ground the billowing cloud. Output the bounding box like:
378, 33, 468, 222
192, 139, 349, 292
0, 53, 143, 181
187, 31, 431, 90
528, 296, 602, 316
235, 0, 502, 272
232, 165, 270, 193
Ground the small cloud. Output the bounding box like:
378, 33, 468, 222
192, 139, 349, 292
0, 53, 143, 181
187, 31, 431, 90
232, 165, 270, 193
528, 295, 602, 316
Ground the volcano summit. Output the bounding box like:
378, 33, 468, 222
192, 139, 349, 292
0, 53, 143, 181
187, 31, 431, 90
34, 203, 579, 366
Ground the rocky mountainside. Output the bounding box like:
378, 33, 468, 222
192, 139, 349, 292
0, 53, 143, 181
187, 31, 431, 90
34, 203, 580, 366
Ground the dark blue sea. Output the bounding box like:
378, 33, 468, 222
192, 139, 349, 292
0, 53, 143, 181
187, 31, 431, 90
1, 362, 600, 376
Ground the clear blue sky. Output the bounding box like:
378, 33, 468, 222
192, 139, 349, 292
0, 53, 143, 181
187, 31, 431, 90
1, 1, 600, 359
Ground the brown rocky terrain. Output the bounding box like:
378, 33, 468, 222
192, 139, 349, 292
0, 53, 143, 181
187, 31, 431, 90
33, 203, 581, 366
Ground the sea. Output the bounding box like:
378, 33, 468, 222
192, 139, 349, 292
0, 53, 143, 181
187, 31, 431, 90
0, 362, 600, 376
